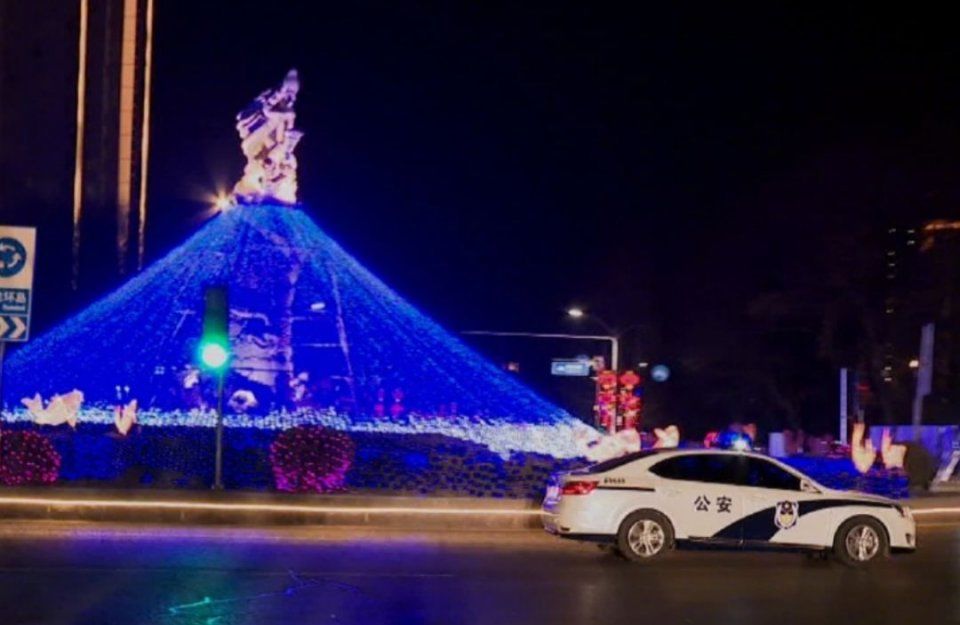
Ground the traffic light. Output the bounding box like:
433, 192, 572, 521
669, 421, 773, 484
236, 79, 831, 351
199, 285, 230, 371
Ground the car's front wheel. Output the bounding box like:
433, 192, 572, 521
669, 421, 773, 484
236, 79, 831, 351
834, 516, 889, 567
616, 510, 674, 562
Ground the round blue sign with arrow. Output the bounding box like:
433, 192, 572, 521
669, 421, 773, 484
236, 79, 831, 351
0, 237, 27, 278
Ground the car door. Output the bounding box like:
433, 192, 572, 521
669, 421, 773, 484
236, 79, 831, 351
737, 456, 824, 547
648, 453, 745, 543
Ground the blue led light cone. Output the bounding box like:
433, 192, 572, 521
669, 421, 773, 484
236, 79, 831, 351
3, 205, 571, 427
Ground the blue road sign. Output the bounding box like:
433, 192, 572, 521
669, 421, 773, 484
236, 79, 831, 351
0, 226, 35, 343
551, 359, 592, 377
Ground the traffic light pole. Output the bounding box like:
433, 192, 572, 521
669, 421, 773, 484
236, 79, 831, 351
213, 371, 225, 490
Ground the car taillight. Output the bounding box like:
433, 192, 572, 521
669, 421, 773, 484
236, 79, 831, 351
561, 480, 598, 495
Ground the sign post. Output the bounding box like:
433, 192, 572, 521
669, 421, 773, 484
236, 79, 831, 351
0, 226, 37, 415
912, 322, 935, 442
839, 368, 848, 445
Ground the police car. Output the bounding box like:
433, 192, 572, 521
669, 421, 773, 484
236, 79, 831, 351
542, 449, 916, 566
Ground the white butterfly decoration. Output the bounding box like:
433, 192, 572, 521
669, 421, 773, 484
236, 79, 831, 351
653, 425, 680, 449
850, 422, 877, 474
228, 389, 259, 413
21, 390, 84, 428
114, 399, 138, 436
880, 428, 906, 470
575, 428, 641, 463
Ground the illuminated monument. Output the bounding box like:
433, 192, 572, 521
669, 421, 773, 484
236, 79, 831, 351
3, 71, 592, 459
232, 69, 303, 205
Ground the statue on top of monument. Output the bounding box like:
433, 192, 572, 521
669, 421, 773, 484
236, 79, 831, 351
232, 69, 303, 205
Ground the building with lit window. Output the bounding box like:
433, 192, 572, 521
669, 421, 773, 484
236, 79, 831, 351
881, 225, 922, 384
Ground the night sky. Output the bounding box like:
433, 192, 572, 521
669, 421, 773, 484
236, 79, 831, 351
16, 2, 960, 430
149, 3, 958, 322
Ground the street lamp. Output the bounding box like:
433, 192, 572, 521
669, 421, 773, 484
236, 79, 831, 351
460, 328, 615, 430
566, 308, 619, 372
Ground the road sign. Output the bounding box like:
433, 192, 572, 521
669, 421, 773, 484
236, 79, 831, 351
551, 359, 592, 377
0, 226, 36, 342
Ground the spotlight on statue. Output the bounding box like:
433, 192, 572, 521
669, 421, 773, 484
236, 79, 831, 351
213, 193, 234, 212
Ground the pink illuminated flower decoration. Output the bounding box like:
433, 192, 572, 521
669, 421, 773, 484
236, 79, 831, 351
390, 388, 405, 419
0, 430, 61, 486
269, 426, 355, 493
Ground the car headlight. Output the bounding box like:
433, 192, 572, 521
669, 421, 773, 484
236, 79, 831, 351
894, 504, 913, 520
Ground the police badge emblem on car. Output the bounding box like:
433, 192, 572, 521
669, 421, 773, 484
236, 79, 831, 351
775, 501, 798, 530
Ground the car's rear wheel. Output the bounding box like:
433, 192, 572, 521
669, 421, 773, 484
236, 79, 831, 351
616, 510, 674, 562
834, 516, 888, 567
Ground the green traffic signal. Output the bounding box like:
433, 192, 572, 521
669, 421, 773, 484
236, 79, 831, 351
199, 340, 230, 370
199, 285, 230, 371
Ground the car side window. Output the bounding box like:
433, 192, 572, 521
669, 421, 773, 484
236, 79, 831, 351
703, 454, 745, 486
649, 454, 742, 486
649, 456, 699, 481
742, 457, 801, 491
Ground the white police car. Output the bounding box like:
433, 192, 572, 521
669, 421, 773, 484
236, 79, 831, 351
542, 449, 916, 566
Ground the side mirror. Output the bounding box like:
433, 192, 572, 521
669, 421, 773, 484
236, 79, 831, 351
800, 479, 818, 494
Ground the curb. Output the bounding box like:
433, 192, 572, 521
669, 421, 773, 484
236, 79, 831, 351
1, 487, 958, 531
0, 521, 554, 545
0, 488, 544, 529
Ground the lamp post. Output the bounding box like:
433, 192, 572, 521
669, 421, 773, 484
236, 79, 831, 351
461, 329, 619, 371
460, 328, 614, 429
566, 308, 619, 372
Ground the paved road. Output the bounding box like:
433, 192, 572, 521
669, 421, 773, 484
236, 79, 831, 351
0, 520, 957, 625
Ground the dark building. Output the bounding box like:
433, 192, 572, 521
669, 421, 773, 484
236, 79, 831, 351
917, 220, 960, 419
0, 0, 153, 323
879, 219, 960, 422
881, 225, 922, 384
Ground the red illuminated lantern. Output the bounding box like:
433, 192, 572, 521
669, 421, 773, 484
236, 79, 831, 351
617, 370, 643, 430
619, 370, 641, 388
595, 369, 619, 432
597, 370, 618, 388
